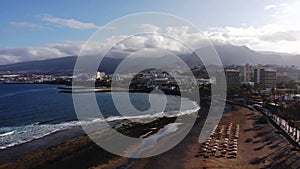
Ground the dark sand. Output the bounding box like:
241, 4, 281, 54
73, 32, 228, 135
97, 106, 300, 169
0, 117, 177, 169
1, 104, 299, 169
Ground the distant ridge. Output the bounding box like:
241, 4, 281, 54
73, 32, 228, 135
0, 56, 77, 74
0, 44, 299, 74
0, 56, 123, 74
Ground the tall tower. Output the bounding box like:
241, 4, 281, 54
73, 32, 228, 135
254, 68, 276, 89
243, 64, 251, 82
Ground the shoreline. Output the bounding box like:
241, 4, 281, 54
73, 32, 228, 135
1, 96, 299, 168
0, 99, 230, 169
0, 89, 199, 159
99, 105, 300, 169
0, 115, 182, 169
0, 126, 86, 163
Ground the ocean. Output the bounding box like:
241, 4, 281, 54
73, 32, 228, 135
0, 83, 199, 149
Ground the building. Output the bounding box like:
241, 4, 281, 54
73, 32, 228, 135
243, 64, 252, 82
254, 68, 276, 89
96, 71, 106, 80
225, 69, 240, 89
276, 73, 290, 83
214, 70, 225, 90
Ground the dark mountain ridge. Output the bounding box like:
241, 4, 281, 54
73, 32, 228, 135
0, 44, 299, 74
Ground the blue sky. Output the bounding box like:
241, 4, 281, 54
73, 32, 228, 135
0, 0, 282, 47
1, 0, 300, 64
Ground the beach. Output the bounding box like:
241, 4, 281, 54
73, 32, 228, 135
1, 103, 300, 169
177, 106, 300, 169
0, 116, 178, 169
96, 105, 300, 169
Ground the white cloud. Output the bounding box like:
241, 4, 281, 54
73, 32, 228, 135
3, 8, 300, 66
40, 15, 100, 29
139, 24, 160, 32
264, 4, 277, 10
9, 22, 48, 30
0, 55, 22, 65
204, 0, 300, 54
269, 2, 298, 26
260, 31, 300, 42
0, 26, 201, 65
0, 42, 83, 65
205, 24, 300, 53
4, 0, 300, 66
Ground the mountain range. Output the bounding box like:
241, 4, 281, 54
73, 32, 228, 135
0, 44, 299, 74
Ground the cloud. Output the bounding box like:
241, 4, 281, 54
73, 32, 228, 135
0, 55, 22, 65
260, 31, 299, 42
40, 15, 100, 29
205, 24, 300, 53
9, 22, 48, 30
264, 4, 277, 10
0, 26, 201, 65
268, 1, 300, 28
139, 24, 160, 32
205, 26, 261, 46
112, 26, 210, 54
2, 13, 300, 66
0, 42, 83, 65
204, 0, 300, 53
8, 15, 101, 31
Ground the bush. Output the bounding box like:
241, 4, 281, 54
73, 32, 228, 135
245, 137, 254, 143
256, 116, 268, 124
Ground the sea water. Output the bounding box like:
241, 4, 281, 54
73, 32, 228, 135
0, 83, 199, 149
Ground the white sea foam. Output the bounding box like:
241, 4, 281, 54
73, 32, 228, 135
0, 131, 15, 137
0, 120, 102, 150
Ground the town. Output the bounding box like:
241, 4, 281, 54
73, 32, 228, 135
1, 63, 300, 145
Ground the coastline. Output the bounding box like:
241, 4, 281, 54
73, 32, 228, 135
1, 92, 299, 168
0, 126, 86, 163
0, 88, 200, 168
98, 105, 300, 169
0, 116, 180, 169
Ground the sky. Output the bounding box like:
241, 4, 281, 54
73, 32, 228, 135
1, 0, 300, 65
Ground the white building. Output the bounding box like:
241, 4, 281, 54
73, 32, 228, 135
96, 71, 106, 80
